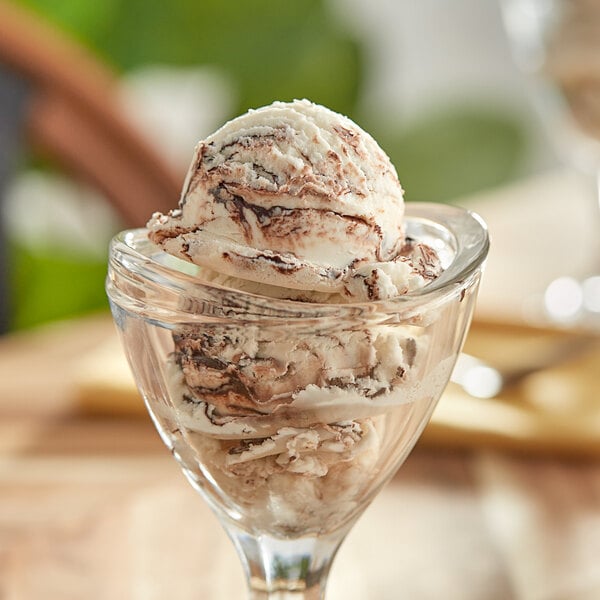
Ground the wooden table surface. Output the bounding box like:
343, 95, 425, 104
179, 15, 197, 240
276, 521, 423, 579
1, 315, 600, 600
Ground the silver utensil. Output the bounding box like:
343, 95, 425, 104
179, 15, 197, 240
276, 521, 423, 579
450, 336, 596, 399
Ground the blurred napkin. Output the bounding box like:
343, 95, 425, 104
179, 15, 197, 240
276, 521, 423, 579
460, 167, 599, 324
74, 339, 143, 417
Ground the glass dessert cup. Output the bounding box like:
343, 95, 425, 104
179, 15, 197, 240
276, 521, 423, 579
106, 202, 488, 599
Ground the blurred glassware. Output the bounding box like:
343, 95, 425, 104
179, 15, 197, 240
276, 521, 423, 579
500, 0, 600, 329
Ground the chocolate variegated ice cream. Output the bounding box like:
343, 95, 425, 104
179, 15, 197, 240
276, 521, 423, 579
148, 99, 440, 301
147, 100, 445, 533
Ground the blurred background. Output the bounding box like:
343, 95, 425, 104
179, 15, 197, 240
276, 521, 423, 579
2, 3, 600, 597
0, 0, 559, 332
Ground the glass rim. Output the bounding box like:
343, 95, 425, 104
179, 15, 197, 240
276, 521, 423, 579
106, 202, 489, 322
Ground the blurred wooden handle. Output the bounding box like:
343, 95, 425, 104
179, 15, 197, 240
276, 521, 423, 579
0, 0, 180, 226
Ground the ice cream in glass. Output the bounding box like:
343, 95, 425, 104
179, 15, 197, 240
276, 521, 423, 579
106, 100, 488, 599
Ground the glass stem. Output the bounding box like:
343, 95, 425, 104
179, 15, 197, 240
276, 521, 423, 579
224, 521, 349, 600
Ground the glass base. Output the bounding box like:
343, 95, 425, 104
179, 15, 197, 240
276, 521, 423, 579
225, 521, 350, 600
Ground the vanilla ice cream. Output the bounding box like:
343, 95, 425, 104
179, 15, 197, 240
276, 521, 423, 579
148, 99, 440, 301
144, 100, 450, 535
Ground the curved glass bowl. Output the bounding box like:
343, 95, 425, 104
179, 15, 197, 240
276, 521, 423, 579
106, 202, 488, 599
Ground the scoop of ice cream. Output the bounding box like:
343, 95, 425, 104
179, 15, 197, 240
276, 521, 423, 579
148, 99, 407, 296
181, 234, 442, 304
179, 415, 386, 534
171, 322, 415, 416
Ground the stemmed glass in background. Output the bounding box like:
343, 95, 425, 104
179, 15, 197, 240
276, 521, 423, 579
501, 0, 600, 327
106, 203, 488, 599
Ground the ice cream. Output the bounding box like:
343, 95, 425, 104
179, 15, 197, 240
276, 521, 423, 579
148, 99, 441, 302
145, 100, 450, 535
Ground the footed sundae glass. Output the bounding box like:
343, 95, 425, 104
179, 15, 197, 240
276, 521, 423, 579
106, 202, 488, 599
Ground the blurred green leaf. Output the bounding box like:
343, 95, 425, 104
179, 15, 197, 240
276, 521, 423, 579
17, 0, 362, 118
9, 243, 109, 331
103, 0, 362, 116
17, 0, 120, 54
374, 107, 526, 203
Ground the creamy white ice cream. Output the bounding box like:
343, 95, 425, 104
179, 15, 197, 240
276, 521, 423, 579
148, 99, 439, 301
145, 100, 447, 534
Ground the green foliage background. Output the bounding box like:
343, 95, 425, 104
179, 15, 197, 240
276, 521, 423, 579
17, 0, 363, 117
9, 0, 526, 330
